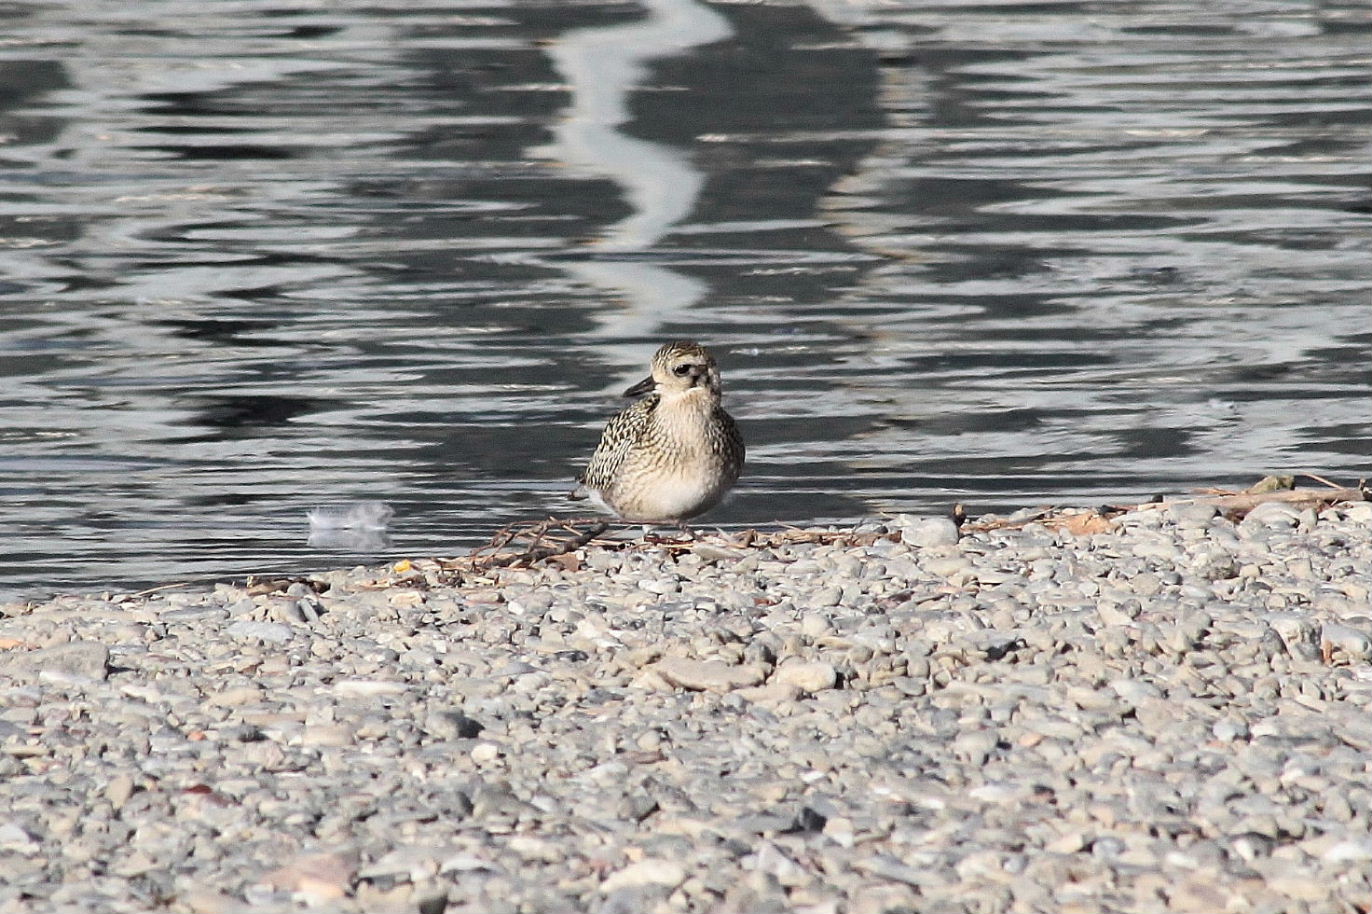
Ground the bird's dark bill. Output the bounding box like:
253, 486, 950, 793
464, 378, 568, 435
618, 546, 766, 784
623, 376, 654, 397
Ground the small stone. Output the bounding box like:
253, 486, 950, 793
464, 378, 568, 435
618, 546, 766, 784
692, 543, 743, 563
1212, 717, 1250, 742
1321, 840, 1372, 863
356, 882, 414, 910
735, 682, 804, 705
1266, 613, 1318, 658
1130, 572, 1163, 596
772, 660, 838, 694
1241, 501, 1301, 529
1320, 623, 1372, 661
638, 578, 679, 596
800, 613, 834, 639
0, 641, 110, 682
160, 606, 229, 623
262, 852, 357, 903
895, 515, 960, 548
207, 685, 264, 707
600, 858, 686, 893
952, 729, 998, 765
1045, 831, 1087, 854
1132, 540, 1179, 562
812, 586, 843, 607
1109, 679, 1162, 704
1265, 872, 1331, 903
652, 657, 766, 692
1342, 502, 1372, 523
924, 556, 973, 579
302, 724, 354, 748
1166, 502, 1218, 527
0, 823, 38, 853
334, 679, 408, 697
180, 889, 242, 914
466, 779, 518, 812
359, 846, 444, 881
424, 711, 484, 740
1096, 602, 1137, 627
104, 774, 136, 810
225, 620, 294, 644
1168, 874, 1234, 911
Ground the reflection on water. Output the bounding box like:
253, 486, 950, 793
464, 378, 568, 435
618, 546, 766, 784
534, 0, 729, 368
539, 0, 731, 251
0, 0, 1369, 598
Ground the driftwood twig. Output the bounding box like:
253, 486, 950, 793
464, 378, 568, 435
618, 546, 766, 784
1166, 486, 1367, 514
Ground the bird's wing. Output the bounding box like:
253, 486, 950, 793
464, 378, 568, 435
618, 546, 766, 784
718, 408, 745, 466
578, 396, 658, 489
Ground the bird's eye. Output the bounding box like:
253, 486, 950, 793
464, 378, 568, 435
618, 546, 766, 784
673, 363, 692, 376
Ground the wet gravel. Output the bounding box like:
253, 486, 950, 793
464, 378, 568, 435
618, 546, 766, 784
3, 500, 1372, 913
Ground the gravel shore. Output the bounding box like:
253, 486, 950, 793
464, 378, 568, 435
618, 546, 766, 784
3, 496, 1372, 913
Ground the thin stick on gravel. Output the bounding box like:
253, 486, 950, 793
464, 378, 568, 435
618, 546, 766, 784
448, 517, 612, 578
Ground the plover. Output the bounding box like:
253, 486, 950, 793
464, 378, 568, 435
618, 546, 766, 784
572, 341, 744, 523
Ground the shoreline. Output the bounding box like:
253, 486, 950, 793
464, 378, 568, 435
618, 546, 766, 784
2, 490, 1372, 912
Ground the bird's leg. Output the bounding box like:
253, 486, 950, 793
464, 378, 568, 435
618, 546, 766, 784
640, 521, 695, 544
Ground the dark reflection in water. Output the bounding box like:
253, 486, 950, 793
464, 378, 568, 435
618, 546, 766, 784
0, 0, 1369, 597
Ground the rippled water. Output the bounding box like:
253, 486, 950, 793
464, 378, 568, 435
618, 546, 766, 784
1, 0, 1369, 598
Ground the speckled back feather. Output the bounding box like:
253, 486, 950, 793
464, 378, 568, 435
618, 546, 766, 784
579, 395, 660, 492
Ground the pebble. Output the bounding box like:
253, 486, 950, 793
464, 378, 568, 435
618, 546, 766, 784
649, 657, 767, 692
773, 659, 838, 693
600, 858, 687, 893
261, 852, 356, 904
225, 620, 295, 644
1241, 501, 1303, 529
1321, 622, 1372, 661
0, 499, 1370, 912
893, 515, 961, 548
1165, 502, 1218, 528
0, 640, 110, 682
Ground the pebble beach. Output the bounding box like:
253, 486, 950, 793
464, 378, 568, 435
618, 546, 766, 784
3, 493, 1372, 913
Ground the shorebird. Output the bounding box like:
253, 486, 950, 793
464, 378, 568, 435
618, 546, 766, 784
572, 341, 744, 524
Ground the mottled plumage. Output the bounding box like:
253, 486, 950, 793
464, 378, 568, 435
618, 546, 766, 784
573, 341, 744, 523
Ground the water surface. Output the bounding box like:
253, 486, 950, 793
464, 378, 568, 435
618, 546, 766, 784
1, 0, 1369, 597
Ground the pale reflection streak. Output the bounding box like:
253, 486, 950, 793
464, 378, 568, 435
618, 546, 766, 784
534, 0, 732, 373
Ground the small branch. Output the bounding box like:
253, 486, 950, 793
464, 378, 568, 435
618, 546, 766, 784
1171, 486, 1367, 514
1298, 471, 1345, 490
439, 517, 614, 582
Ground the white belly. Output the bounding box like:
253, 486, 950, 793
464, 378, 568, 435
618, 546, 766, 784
639, 472, 717, 520
601, 463, 727, 522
